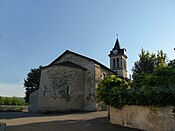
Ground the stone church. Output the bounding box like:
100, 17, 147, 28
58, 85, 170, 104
29, 38, 127, 113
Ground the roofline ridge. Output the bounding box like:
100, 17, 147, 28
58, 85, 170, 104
49, 50, 114, 73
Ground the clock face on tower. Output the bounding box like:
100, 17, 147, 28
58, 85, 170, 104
113, 49, 118, 54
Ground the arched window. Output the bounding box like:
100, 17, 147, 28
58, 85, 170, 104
117, 58, 119, 68
101, 73, 106, 79
113, 58, 116, 68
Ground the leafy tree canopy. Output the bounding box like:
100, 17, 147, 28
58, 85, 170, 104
132, 49, 167, 88
132, 48, 167, 75
168, 59, 175, 67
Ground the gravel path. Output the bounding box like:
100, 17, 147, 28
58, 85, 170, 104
0, 111, 140, 131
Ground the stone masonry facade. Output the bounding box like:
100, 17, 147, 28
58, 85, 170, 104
29, 50, 114, 113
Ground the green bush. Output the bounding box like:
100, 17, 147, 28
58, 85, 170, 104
97, 67, 175, 108
97, 75, 131, 108
4, 97, 12, 105
11, 97, 26, 105
0, 96, 5, 105
0, 96, 26, 106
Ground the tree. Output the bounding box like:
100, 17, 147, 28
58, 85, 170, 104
97, 75, 130, 108
24, 66, 42, 103
156, 50, 167, 67
132, 48, 155, 75
132, 49, 167, 88
141, 66, 175, 106
132, 48, 167, 75
168, 59, 175, 67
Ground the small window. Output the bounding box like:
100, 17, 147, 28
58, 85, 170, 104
101, 73, 106, 79
43, 85, 46, 96
66, 86, 70, 95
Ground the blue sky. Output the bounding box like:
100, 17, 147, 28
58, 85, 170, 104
0, 0, 175, 97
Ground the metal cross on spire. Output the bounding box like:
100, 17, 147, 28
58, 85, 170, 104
116, 34, 119, 38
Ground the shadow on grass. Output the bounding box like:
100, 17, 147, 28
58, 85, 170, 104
6, 117, 141, 131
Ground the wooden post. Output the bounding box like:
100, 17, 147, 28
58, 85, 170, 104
0, 122, 6, 131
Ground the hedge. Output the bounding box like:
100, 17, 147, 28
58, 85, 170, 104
0, 96, 27, 106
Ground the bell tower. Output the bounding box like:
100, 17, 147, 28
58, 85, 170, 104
109, 38, 127, 78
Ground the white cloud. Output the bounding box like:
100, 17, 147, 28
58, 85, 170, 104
0, 83, 25, 97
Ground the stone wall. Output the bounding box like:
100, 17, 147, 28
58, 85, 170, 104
95, 64, 113, 84
37, 64, 86, 113
54, 52, 96, 111
28, 90, 39, 112
95, 64, 114, 111
109, 105, 175, 131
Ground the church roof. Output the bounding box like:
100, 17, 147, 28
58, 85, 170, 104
114, 38, 121, 49
43, 61, 87, 70
49, 50, 115, 73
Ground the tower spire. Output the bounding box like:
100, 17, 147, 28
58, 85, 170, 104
114, 38, 121, 49
109, 37, 127, 78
